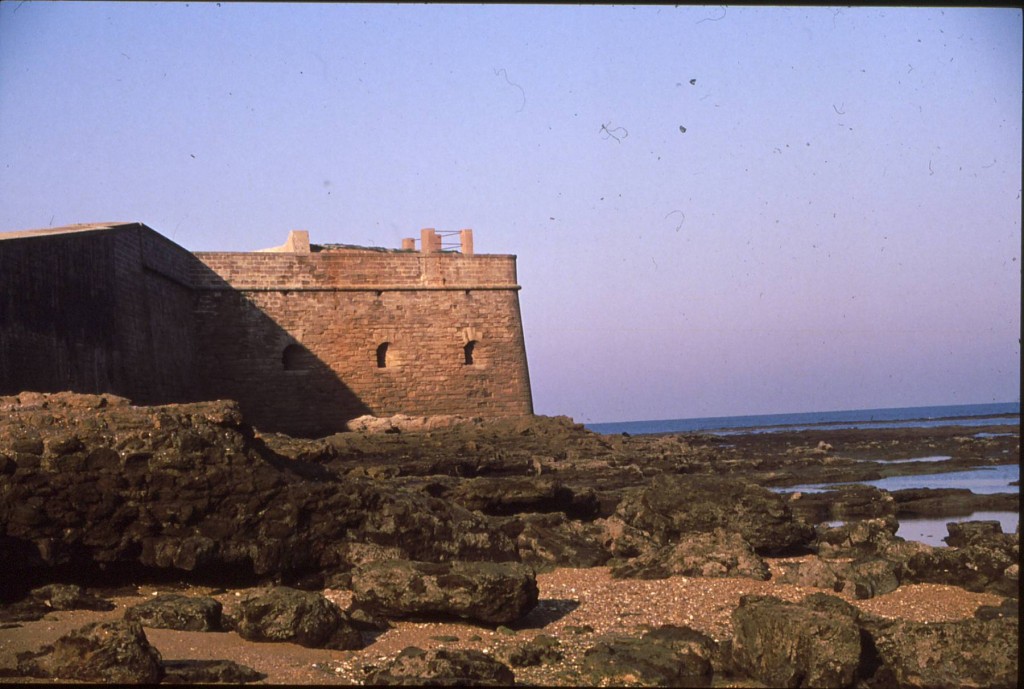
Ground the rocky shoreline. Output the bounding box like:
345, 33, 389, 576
0, 392, 1018, 686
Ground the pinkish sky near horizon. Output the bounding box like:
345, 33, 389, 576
1, 4, 1020, 423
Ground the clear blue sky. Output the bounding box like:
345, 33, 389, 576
2, 3, 1020, 423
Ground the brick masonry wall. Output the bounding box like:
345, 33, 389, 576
191, 251, 520, 290
2, 225, 534, 437
192, 249, 533, 436
0, 225, 197, 403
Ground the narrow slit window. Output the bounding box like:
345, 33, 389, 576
376, 342, 389, 368
463, 340, 477, 366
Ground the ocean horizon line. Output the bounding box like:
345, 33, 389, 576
585, 401, 1020, 436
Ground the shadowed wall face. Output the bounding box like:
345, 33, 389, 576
0, 225, 197, 404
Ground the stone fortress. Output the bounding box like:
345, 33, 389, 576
0, 222, 533, 436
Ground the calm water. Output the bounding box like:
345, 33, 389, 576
586, 402, 1020, 436
775, 463, 1019, 495
897, 512, 1018, 546
864, 455, 952, 463
587, 403, 1020, 547
776, 464, 1019, 547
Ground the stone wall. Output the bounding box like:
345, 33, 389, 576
192, 249, 533, 436
1, 223, 533, 437
0, 224, 198, 404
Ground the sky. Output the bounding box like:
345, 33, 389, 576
1, 3, 1020, 423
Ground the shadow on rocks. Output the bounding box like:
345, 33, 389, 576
0, 583, 114, 625
727, 591, 1020, 689
365, 646, 515, 686
581, 625, 715, 688
162, 659, 265, 684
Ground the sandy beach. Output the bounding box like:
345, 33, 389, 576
0, 560, 1006, 686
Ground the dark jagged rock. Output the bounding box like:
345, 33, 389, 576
944, 519, 1006, 547
905, 522, 1015, 597
28, 583, 115, 611
867, 616, 1018, 689
730, 594, 861, 688
774, 555, 899, 599
840, 557, 901, 599
500, 633, 563, 667
0, 394, 519, 597
0, 584, 114, 624
641, 625, 719, 678
891, 487, 1019, 516
124, 593, 223, 631
611, 529, 769, 581
16, 619, 164, 683
613, 475, 815, 555
974, 597, 1018, 621
162, 658, 265, 684
1, 392, 1018, 685
814, 516, 902, 558
365, 646, 515, 686
350, 559, 538, 626
236, 586, 364, 650
901, 537, 1019, 597
775, 556, 844, 594
333, 490, 520, 568
595, 514, 659, 559
581, 625, 714, 687
788, 485, 897, 525
508, 512, 610, 570
445, 476, 599, 518
321, 413, 611, 482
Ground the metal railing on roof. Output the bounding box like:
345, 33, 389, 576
434, 230, 463, 251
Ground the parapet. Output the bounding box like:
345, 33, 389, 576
257, 228, 474, 255
407, 228, 474, 255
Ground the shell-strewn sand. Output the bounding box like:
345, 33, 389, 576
0, 558, 1005, 686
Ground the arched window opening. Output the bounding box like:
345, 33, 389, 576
463, 340, 477, 366
376, 342, 390, 368
282, 344, 304, 371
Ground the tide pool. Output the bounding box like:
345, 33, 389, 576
824, 512, 1018, 547
776, 464, 1019, 547
897, 512, 1019, 547
861, 455, 952, 464
775, 463, 1019, 495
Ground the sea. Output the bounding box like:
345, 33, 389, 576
586, 402, 1020, 547
586, 402, 1020, 436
